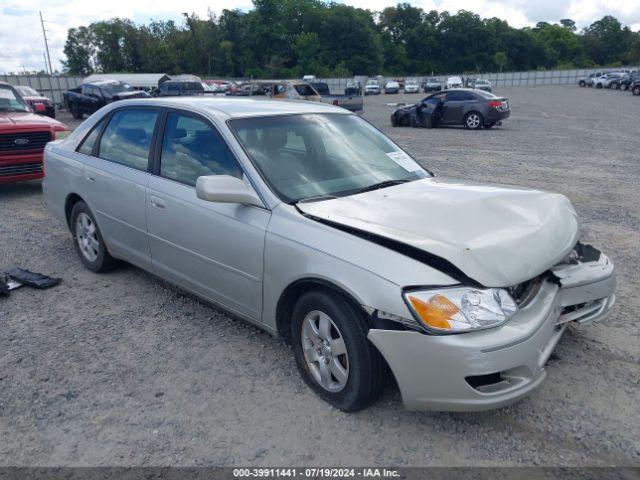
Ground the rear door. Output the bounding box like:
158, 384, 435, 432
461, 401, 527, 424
81, 107, 160, 270
442, 91, 473, 124
145, 109, 270, 321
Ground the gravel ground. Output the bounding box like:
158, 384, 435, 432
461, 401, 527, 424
0, 86, 638, 467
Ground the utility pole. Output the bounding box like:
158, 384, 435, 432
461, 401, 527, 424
40, 11, 57, 108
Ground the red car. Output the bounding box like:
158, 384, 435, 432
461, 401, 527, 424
14, 85, 56, 118
0, 82, 70, 184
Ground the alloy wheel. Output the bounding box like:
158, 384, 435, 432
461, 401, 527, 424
466, 113, 481, 129
75, 212, 99, 262
301, 310, 349, 392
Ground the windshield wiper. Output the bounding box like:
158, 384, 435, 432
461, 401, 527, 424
352, 179, 409, 195
296, 195, 339, 204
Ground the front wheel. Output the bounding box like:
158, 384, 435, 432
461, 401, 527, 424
291, 290, 385, 412
612, 82, 620, 90
579, 80, 586, 87
633, 85, 640, 96
621, 83, 628, 91
464, 111, 483, 130
596, 83, 603, 89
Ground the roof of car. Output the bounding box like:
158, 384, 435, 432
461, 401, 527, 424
112, 96, 350, 119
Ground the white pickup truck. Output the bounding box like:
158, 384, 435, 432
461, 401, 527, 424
310, 82, 364, 113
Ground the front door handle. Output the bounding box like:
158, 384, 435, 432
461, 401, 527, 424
150, 196, 165, 209
86, 176, 95, 182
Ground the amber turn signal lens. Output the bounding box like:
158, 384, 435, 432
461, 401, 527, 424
407, 293, 459, 330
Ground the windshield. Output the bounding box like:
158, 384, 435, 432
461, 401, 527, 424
101, 82, 136, 95
15, 85, 41, 96
229, 113, 429, 203
0, 85, 30, 112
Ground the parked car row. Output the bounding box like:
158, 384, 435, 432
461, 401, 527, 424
578, 70, 640, 95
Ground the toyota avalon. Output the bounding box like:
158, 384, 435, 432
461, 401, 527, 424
43, 97, 616, 412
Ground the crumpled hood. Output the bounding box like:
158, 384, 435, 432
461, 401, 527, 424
297, 177, 579, 287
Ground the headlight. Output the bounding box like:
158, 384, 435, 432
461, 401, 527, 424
54, 130, 70, 140
404, 287, 517, 333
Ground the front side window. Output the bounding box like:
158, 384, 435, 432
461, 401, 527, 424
98, 109, 158, 171
0, 85, 30, 112
160, 113, 242, 186
230, 113, 428, 203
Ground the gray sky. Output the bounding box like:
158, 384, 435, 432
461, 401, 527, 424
1, 0, 639, 74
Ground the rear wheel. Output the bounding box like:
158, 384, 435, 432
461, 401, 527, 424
464, 111, 483, 130
633, 85, 640, 96
596, 83, 603, 89
612, 82, 620, 90
291, 290, 385, 412
70, 202, 118, 272
621, 83, 628, 91
579, 80, 586, 87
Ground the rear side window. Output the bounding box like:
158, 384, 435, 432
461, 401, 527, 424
77, 118, 106, 155
446, 91, 474, 101
98, 109, 158, 171
159, 112, 242, 186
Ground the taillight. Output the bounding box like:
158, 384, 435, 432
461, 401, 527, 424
488, 100, 501, 108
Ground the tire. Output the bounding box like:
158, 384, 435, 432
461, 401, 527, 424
291, 289, 385, 412
464, 111, 483, 130
595, 83, 603, 89
390, 113, 399, 127
621, 83, 628, 91
70, 202, 118, 272
633, 85, 640, 96
612, 82, 620, 90
71, 104, 83, 119
579, 80, 586, 87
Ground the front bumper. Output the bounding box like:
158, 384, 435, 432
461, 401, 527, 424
368, 254, 616, 411
0, 152, 45, 183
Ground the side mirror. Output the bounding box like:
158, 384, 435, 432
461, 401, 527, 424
196, 175, 262, 207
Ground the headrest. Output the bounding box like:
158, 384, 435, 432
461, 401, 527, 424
262, 129, 287, 152
116, 127, 147, 143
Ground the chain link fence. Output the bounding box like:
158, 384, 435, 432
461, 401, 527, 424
318, 67, 637, 93
3, 67, 636, 109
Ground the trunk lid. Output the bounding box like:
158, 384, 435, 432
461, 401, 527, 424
297, 177, 579, 287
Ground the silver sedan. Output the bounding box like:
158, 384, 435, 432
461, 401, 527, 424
43, 97, 616, 411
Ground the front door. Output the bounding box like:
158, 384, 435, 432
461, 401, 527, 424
145, 110, 270, 321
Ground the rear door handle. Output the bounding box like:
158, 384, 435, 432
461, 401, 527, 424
150, 196, 165, 209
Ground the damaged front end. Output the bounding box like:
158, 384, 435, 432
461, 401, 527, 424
366, 242, 616, 411
550, 242, 616, 325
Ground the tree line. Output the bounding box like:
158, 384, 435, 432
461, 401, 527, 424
62, 0, 640, 78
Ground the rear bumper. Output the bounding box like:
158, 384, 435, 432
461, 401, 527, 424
484, 109, 510, 125
368, 254, 616, 411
